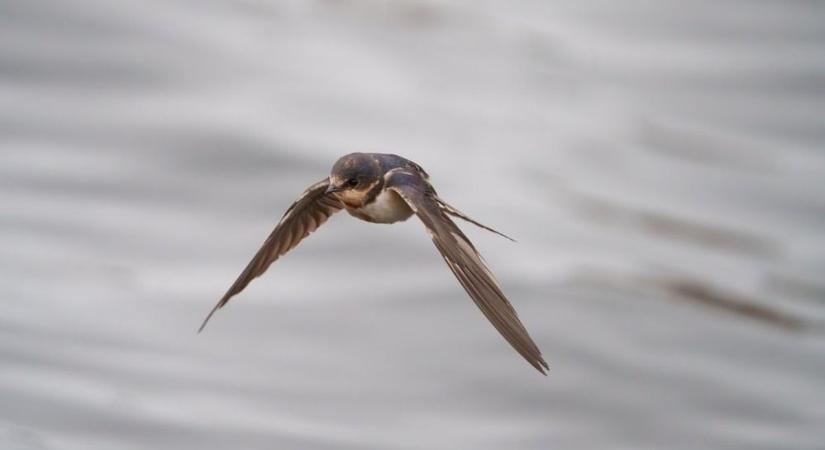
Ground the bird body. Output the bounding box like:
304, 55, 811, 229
200, 153, 549, 374
351, 187, 413, 223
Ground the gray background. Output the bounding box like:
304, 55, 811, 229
1, 1, 824, 449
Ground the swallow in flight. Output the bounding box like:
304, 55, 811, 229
199, 153, 548, 374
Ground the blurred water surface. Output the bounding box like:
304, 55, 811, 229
1, 1, 825, 449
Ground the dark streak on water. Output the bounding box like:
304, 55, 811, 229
650, 278, 807, 332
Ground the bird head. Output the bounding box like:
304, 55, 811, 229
326, 153, 382, 205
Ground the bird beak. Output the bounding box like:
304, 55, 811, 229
325, 184, 343, 195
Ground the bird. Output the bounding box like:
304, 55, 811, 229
199, 152, 549, 374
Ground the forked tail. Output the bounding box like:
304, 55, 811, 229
435, 197, 516, 242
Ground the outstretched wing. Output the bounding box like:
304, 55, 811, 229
385, 169, 548, 374
199, 178, 343, 332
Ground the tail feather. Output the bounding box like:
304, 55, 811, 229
435, 197, 516, 242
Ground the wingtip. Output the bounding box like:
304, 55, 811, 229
531, 355, 550, 375
197, 305, 220, 333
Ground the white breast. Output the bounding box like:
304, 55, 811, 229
356, 189, 414, 224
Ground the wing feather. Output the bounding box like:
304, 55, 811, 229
386, 169, 548, 374
198, 178, 343, 332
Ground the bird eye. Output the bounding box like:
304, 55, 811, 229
346, 178, 358, 187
